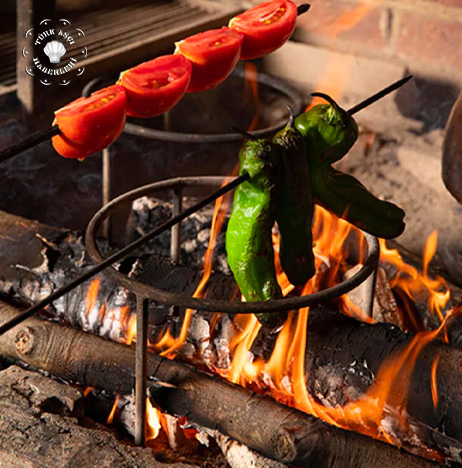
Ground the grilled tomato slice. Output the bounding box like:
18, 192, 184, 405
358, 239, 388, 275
229, 0, 297, 60
52, 85, 127, 159
175, 27, 243, 93
118, 54, 192, 118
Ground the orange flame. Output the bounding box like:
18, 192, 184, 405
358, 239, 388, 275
154, 176, 233, 357
379, 233, 450, 329
146, 398, 162, 440
322, 3, 373, 37
81, 134, 454, 456
304, 3, 373, 111
125, 313, 137, 345
84, 278, 101, 327
107, 393, 120, 424
83, 386, 94, 397
244, 62, 260, 132
431, 355, 440, 411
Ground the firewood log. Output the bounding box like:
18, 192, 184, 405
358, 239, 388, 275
0, 299, 438, 468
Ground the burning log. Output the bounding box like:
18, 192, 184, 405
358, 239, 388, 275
0, 299, 437, 468
2, 209, 462, 463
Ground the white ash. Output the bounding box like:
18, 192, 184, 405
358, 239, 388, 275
128, 196, 230, 274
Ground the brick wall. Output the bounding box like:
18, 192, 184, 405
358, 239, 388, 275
293, 0, 462, 84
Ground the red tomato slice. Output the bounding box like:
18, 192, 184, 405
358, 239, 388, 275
229, 0, 297, 60
118, 55, 192, 118
175, 27, 243, 93
52, 85, 127, 159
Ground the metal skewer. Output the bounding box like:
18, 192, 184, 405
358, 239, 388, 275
347, 75, 413, 116
0, 77, 412, 335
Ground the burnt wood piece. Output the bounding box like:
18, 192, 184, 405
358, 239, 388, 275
0, 366, 197, 468
2, 210, 462, 460
0, 210, 235, 341
0, 300, 437, 468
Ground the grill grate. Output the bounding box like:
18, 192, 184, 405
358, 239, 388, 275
0, 0, 242, 94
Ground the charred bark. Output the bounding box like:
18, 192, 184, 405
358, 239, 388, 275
2, 211, 462, 462
0, 300, 438, 468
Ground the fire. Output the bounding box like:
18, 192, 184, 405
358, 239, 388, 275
107, 393, 120, 424
379, 232, 450, 328
322, 3, 372, 37
84, 278, 101, 327
146, 398, 162, 441
125, 313, 137, 345
83, 386, 94, 397
244, 62, 260, 132
82, 189, 454, 454
153, 175, 234, 357
305, 3, 373, 111
430, 355, 440, 411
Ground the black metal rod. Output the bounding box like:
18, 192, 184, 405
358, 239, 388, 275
347, 76, 413, 116
170, 187, 183, 264
297, 4, 310, 15
0, 174, 249, 336
86, 176, 381, 315
135, 295, 149, 446
101, 146, 114, 239
0, 125, 60, 164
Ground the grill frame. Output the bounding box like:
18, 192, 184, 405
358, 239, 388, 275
85, 176, 380, 315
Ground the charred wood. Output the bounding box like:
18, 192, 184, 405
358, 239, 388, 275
2, 210, 462, 460
0, 300, 437, 468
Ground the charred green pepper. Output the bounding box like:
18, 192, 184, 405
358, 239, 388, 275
295, 93, 405, 238
295, 93, 358, 166
226, 136, 282, 324
310, 164, 405, 238
273, 110, 315, 286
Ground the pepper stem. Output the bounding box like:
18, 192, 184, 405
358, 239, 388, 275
231, 126, 258, 141
286, 105, 295, 128
310, 92, 342, 114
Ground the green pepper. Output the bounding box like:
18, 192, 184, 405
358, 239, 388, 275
294, 93, 358, 166
273, 110, 315, 287
295, 93, 405, 239
310, 164, 405, 238
226, 136, 282, 324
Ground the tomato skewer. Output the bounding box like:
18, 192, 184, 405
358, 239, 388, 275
51, 85, 127, 160
229, 0, 298, 60
0, 2, 310, 161
118, 55, 192, 118
175, 27, 243, 93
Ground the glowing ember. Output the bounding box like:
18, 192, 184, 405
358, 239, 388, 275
107, 393, 120, 424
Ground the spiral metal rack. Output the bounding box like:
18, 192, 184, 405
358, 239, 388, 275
85, 175, 380, 447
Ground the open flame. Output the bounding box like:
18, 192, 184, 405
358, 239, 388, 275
81, 49, 455, 455
146, 398, 162, 441
107, 393, 120, 424
84, 190, 454, 451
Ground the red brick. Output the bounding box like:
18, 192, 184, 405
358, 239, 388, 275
295, 0, 386, 50
425, 0, 462, 7
396, 12, 462, 70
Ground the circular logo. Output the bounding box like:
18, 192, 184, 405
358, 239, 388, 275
22, 18, 87, 86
